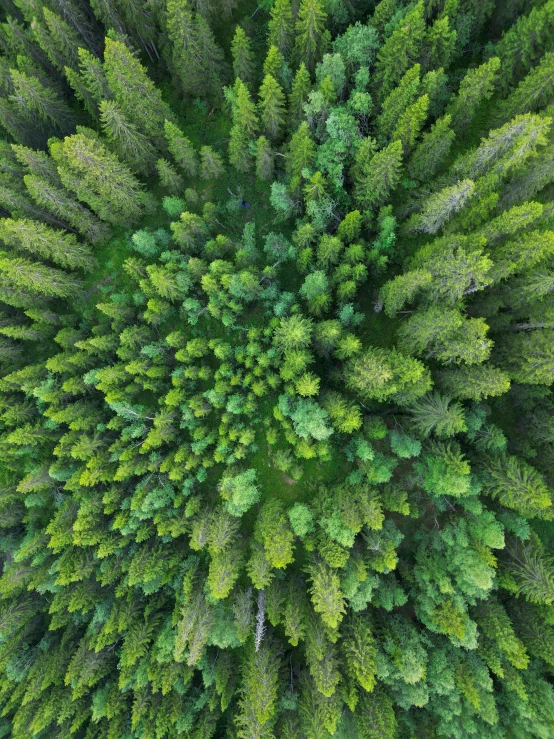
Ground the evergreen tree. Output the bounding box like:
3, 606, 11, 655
164, 119, 198, 177
259, 74, 286, 141
231, 26, 255, 88
77, 46, 112, 104
199, 146, 224, 179
23, 173, 110, 244
294, 0, 328, 73
495, 0, 554, 92
9, 68, 76, 134
268, 0, 294, 56
372, 1, 426, 102
100, 99, 157, 175
353, 139, 403, 212
447, 57, 500, 132
408, 113, 455, 181
50, 132, 144, 225
156, 158, 184, 193
103, 37, 173, 139
256, 136, 274, 181
496, 52, 554, 125
392, 93, 428, 154
0, 217, 95, 271
376, 63, 421, 144
289, 62, 312, 129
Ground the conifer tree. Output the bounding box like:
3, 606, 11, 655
199, 146, 224, 179
421, 14, 456, 72
0, 251, 81, 298
392, 93, 428, 154
0, 217, 95, 271
164, 120, 198, 177
376, 64, 421, 144
294, 0, 328, 73
496, 52, 554, 125
100, 99, 157, 175
259, 74, 286, 141
268, 0, 294, 56
231, 26, 255, 88
77, 46, 112, 104
156, 158, 184, 193
447, 57, 500, 132
288, 121, 316, 182
50, 132, 143, 226
64, 65, 99, 119
256, 136, 274, 181
289, 62, 311, 129
23, 174, 110, 244
372, 1, 426, 102
495, 0, 554, 92
408, 113, 455, 181
31, 7, 81, 72
229, 78, 259, 171
353, 139, 403, 212
9, 68, 75, 134
103, 37, 173, 139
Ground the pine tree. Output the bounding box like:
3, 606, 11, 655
103, 37, 173, 139
164, 120, 198, 177
0, 217, 95, 271
372, 1, 426, 103
9, 68, 76, 134
408, 113, 455, 181
199, 146, 224, 179
259, 74, 286, 141
77, 46, 112, 104
495, 0, 554, 93
289, 63, 312, 129
255, 136, 274, 181
231, 26, 255, 88
294, 0, 328, 73
268, 0, 294, 56
496, 52, 554, 125
353, 139, 403, 212
100, 99, 157, 175
376, 64, 421, 144
392, 93, 428, 154
23, 174, 110, 244
447, 57, 500, 132
50, 133, 143, 226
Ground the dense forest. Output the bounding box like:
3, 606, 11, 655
0, 0, 553, 736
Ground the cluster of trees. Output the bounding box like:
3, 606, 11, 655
0, 0, 554, 737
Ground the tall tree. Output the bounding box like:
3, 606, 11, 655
268, 0, 294, 56
231, 26, 255, 88
103, 37, 173, 139
50, 132, 144, 226
294, 0, 328, 73
259, 74, 286, 141
446, 57, 500, 132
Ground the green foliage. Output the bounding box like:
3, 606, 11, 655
0, 5, 553, 739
